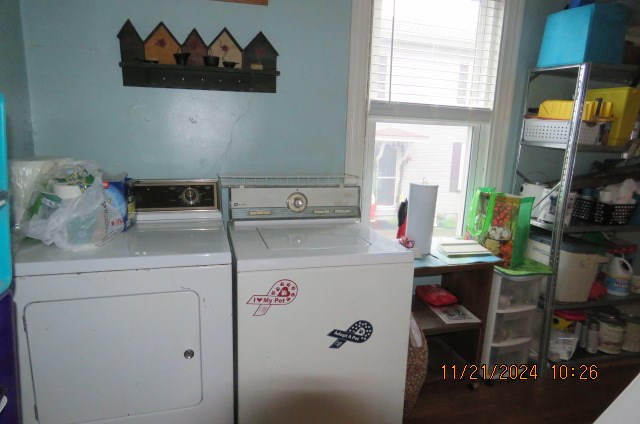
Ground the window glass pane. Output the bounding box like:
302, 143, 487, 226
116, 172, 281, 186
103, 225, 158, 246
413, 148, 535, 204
370, 122, 472, 240
370, 0, 504, 108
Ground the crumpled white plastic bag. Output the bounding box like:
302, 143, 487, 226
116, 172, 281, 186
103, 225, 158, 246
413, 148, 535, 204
25, 160, 124, 250
599, 179, 639, 204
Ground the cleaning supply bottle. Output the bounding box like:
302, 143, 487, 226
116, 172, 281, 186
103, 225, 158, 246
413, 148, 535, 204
605, 256, 634, 296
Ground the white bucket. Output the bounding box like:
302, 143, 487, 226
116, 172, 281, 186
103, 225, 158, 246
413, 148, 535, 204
520, 182, 547, 218
605, 257, 634, 296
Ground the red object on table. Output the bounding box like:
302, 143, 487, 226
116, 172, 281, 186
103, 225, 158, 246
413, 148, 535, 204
415, 284, 458, 306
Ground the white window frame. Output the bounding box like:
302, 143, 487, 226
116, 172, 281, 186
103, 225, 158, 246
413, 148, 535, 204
345, 0, 525, 224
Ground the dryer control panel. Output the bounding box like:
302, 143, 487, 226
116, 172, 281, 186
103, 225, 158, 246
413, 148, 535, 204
132, 180, 219, 211
230, 186, 360, 221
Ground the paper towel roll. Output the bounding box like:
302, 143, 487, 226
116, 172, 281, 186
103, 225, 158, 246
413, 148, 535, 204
406, 184, 438, 258
53, 183, 83, 200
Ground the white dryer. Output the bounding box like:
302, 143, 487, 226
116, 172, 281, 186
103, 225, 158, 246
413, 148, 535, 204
12, 180, 233, 424
226, 180, 414, 424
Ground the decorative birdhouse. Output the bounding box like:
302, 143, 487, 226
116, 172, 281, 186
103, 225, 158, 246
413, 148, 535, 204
242, 31, 278, 72
144, 22, 180, 65
183, 29, 208, 66
117, 20, 144, 62
118, 21, 280, 92
208, 27, 243, 69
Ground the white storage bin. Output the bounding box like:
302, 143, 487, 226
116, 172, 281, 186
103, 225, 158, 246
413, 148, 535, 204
488, 339, 531, 368
526, 230, 607, 302
493, 309, 536, 343
494, 272, 542, 312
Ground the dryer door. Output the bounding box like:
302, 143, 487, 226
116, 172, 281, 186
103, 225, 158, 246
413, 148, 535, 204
24, 291, 201, 424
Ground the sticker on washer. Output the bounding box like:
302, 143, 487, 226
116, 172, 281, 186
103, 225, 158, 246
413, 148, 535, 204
246, 279, 298, 316
327, 320, 373, 349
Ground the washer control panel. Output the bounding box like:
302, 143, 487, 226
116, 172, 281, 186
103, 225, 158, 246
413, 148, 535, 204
230, 186, 360, 221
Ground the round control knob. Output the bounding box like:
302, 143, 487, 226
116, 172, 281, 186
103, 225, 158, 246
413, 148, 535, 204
287, 192, 308, 213
181, 187, 200, 206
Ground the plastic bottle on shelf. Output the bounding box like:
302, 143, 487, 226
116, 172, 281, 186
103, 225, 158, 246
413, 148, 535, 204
605, 256, 634, 296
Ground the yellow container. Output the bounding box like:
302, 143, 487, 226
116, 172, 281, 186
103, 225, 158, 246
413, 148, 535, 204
587, 87, 640, 145
538, 100, 612, 121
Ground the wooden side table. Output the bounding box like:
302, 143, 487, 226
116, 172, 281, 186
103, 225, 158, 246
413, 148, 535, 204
412, 255, 499, 382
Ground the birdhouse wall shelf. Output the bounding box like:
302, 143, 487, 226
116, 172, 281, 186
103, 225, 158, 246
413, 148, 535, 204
117, 20, 280, 93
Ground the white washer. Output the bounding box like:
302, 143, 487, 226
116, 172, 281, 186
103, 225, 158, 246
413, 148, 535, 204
13, 180, 233, 424
227, 182, 414, 424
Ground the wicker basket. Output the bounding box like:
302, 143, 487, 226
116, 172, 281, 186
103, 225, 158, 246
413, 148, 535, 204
403, 314, 428, 417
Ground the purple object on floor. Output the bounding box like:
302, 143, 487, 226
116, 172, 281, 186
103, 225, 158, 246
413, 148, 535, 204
0, 291, 19, 424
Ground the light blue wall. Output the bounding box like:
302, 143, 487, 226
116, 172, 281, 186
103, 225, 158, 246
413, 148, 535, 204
20, 0, 352, 178
502, 0, 566, 191
0, 0, 34, 158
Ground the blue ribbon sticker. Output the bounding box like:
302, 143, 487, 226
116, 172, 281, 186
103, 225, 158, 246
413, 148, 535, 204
327, 320, 373, 349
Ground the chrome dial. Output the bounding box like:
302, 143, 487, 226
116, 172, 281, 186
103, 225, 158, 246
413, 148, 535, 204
286, 192, 308, 213
181, 187, 201, 206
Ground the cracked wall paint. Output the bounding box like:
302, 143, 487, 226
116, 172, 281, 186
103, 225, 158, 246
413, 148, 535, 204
17, 0, 351, 178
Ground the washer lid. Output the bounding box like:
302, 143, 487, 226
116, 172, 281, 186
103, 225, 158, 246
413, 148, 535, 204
14, 220, 231, 276
230, 223, 412, 272
258, 226, 371, 250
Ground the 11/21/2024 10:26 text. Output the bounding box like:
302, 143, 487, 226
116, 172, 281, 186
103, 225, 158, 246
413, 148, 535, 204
441, 364, 599, 380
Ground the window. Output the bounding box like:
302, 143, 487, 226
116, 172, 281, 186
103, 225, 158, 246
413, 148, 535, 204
370, 122, 473, 239
364, 0, 507, 240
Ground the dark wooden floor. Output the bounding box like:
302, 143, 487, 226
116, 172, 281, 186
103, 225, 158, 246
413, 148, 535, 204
404, 361, 640, 424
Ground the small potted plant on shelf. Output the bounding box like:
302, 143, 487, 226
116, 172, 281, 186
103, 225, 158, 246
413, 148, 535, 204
173, 44, 190, 65
220, 41, 236, 68
203, 45, 220, 67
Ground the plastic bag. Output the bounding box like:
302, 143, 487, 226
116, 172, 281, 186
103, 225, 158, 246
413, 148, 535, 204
24, 160, 124, 250
464, 187, 534, 269
549, 329, 579, 362
9, 157, 72, 237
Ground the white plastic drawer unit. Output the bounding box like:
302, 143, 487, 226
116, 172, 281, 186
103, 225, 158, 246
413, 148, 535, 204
488, 339, 531, 368
481, 270, 541, 373
492, 309, 536, 343
495, 273, 542, 312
